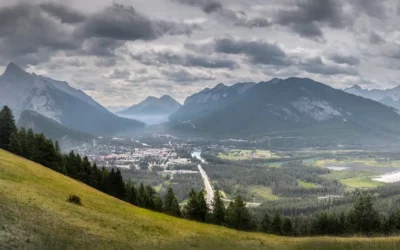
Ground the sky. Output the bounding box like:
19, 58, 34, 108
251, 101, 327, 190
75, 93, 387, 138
1, 0, 400, 106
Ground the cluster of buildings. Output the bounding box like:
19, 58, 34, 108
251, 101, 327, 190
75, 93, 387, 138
76, 142, 191, 171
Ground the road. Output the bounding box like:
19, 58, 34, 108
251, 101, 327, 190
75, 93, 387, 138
198, 164, 214, 208
161, 150, 172, 166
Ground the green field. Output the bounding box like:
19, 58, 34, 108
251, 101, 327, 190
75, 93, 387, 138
340, 177, 382, 188
249, 186, 280, 200
314, 158, 400, 168
218, 149, 280, 161
325, 170, 383, 189
2, 149, 400, 249
298, 181, 322, 188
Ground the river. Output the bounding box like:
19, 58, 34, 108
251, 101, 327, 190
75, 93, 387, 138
373, 171, 400, 183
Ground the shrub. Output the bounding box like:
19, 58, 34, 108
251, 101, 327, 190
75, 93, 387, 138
67, 194, 82, 206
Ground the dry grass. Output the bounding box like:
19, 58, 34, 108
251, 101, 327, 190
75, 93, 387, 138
1, 149, 400, 250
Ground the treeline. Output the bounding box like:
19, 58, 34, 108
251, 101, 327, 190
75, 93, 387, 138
260, 194, 400, 236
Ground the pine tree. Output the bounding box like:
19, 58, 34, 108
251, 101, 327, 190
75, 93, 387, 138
339, 212, 346, 234
184, 189, 208, 222
261, 212, 271, 233
97, 167, 109, 193
137, 183, 148, 207
18, 128, 28, 158
348, 194, 380, 235
224, 195, 255, 231
127, 183, 138, 205
145, 185, 156, 209
271, 209, 282, 235
197, 191, 208, 222
211, 190, 225, 225
0, 106, 17, 150
26, 128, 35, 160
153, 195, 163, 212
9, 132, 22, 155
80, 156, 92, 183
164, 187, 181, 217
282, 217, 293, 236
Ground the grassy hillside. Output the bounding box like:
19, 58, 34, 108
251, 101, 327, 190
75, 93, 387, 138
1, 150, 400, 250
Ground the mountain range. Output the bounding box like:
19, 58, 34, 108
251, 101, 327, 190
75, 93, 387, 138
118, 95, 181, 116
18, 110, 93, 147
168, 77, 400, 145
344, 84, 400, 110
0, 63, 144, 136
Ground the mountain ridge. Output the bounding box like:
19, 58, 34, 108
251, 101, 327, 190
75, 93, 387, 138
344, 84, 400, 110
118, 95, 181, 116
18, 110, 93, 146
0, 62, 144, 136
169, 77, 400, 145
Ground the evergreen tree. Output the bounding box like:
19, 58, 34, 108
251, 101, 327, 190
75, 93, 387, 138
0, 106, 17, 150
164, 187, 181, 217
127, 183, 138, 205
196, 191, 208, 222
153, 195, 164, 212
338, 212, 346, 235
137, 183, 148, 207
9, 132, 22, 155
184, 189, 208, 222
211, 190, 225, 225
271, 210, 282, 235
261, 212, 271, 233
145, 185, 156, 209
26, 128, 35, 160
282, 217, 293, 236
224, 195, 255, 231
348, 194, 380, 235
66, 151, 77, 178
80, 156, 92, 183
17, 128, 28, 158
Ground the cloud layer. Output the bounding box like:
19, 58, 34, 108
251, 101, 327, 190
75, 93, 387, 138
0, 0, 399, 105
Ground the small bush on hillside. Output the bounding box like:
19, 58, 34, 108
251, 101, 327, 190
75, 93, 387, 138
67, 194, 82, 206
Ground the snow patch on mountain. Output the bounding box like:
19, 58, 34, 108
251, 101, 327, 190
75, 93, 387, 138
292, 97, 342, 121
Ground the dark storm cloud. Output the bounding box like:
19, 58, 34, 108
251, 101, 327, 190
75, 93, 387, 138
108, 68, 131, 79
209, 38, 291, 66
299, 57, 358, 76
95, 58, 117, 68
203, 1, 222, 13
0, 2, 199, 67
172, 0, 270, 28
79, 38, 125, 57
175, 0, 222, 13
369, 31, 385, 44
39, 3, 86, 24
131, 50, 238, 69
0, 3, 79, 66
351, 0, 388, 19
76, 4, 199, 41
161, 69, 216, 84
271, 0, 351, 39
328, 54, 360, 66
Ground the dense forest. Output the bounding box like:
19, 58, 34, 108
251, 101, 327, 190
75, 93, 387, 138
3, 105, 400, 237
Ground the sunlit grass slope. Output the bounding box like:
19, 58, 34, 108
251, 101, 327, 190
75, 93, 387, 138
1, 149, 400, 250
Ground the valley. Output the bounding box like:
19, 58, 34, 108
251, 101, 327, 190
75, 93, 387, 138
63, 132, 400, 212
3, 149, 400, 250
2, 1, 400, 248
